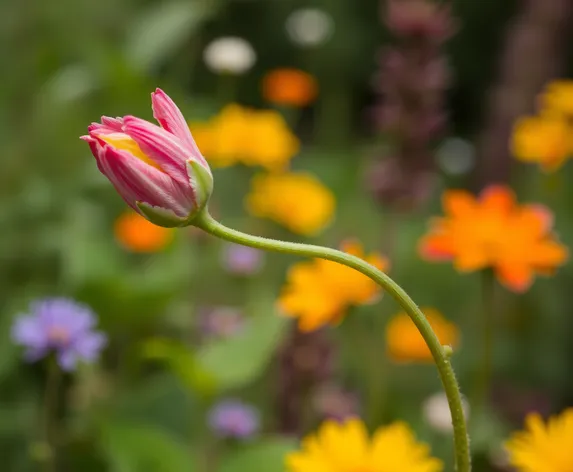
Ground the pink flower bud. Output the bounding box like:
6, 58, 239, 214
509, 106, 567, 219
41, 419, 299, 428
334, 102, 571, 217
82, 89, 213, 227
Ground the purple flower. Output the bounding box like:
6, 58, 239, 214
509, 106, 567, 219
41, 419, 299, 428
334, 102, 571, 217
208, 399, 260, 439
11, 298, 107, 371
221, 243, 263, 276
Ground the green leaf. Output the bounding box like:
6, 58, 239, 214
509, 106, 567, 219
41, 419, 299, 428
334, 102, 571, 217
125, 2, 208, 71
197, 313, 288, 390
141, 338, 217, 396
217, 438, 297, 472
100, 420, 198, 472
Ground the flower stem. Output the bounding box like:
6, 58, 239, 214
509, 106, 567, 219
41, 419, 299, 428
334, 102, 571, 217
42, 358, 61, 472
193, 211, 471, 471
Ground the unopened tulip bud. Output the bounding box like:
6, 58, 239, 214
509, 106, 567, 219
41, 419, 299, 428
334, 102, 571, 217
82, 89, 213, 227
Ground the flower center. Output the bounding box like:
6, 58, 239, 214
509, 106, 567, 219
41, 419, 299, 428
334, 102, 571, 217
48, 327, 70, 346
100, 135, 163, 171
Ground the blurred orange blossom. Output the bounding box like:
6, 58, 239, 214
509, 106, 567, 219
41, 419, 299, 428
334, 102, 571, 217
419, 185, 568, 292
114, 211, 174, 252
190, 104, 299, 170
386, 307, 459, 363
278, 240, 389, 331
262, 68, 318, 107
246, 171, 335, 236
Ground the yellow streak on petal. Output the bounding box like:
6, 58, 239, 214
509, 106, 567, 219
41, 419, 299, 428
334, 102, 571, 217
100, 134, 162, 171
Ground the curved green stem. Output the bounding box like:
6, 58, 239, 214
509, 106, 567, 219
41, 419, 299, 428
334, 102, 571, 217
194, 211, 471, 471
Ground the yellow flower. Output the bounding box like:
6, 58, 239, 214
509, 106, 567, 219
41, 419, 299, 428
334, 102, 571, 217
278, 240, 389, 331
505, 409, 573, 472
541, 80, 573, 117
189, 104, 299, 170
242, 109, 300, 168
246, 172, 335, 235
512, 115, 571, 172
386, 308, 459, 362
114, 211, 174, 253
512, 80, 573, 172
286, 418, 443, 472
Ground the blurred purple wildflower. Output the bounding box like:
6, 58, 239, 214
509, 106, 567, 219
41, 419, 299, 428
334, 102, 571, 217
385, 0, 456, 42
11, 298, 107, 371
368, 0, 456, 211
276, 328, 335, 434
198, 306, 245, 339
221, 243, 263, 276
208, 399, 260, 439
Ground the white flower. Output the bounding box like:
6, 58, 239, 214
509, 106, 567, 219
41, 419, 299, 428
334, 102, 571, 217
436, 137, 475, 176
422, 392, 470, 434
203, 36, 256, 75
285, 8, 334, 48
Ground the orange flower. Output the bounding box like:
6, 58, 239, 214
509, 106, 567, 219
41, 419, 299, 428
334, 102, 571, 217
419, 185, 568, 292
386, 308, 459, 363
278, 241, 389, 331
114, 211, 174, 253
262, 68, 318, 107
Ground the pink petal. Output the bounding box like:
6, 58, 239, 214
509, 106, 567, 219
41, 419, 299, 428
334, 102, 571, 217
97, 144, 196, 218
151, 88, 207, 166
88, 118, 124, 135
101, 116, 124, 131
122, 116, 191, 183
81, 135, 103, 161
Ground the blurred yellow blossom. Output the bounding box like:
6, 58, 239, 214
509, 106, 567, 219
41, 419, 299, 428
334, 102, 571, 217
279, 240, 389, 331
286, 418, 443, 472
246, 171, 335, 235
114, 211, 174, 253
386, 307, 459, 363
190, 104, 299, 170
512, 80, 573, 172
541, 80, 573, 117
505, 408, 573, 472
512, 115, 571, 172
